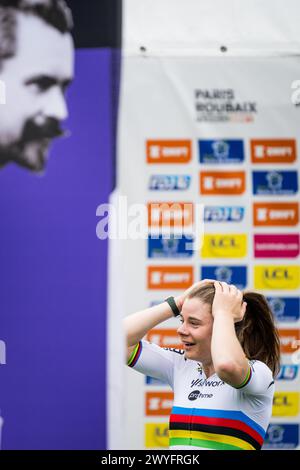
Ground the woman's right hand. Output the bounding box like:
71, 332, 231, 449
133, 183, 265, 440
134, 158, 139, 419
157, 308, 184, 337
174, 279, 215, 311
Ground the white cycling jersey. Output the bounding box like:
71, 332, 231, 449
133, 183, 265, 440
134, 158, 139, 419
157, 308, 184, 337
128, 340, 275, 450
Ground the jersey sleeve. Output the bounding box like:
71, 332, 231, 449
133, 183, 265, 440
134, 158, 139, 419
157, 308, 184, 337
233, 360, 274, 395
127, 340, 179, 388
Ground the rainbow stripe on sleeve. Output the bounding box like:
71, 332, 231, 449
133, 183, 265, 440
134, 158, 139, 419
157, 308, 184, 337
234, 366, 252, 389
169, 407, 265, 450
127, 341, 142, 367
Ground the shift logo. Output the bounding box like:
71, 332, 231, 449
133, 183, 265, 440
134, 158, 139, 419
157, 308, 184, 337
146, 392, 174, 416
253, 202, 299, 226
0, 340, 6, 365
254, 266, 300, 290
199, 139, 244, 163
200, 171, 245, 195
146, 140, 191, 164
148, 266, 193, 290
149, 175, 191, 191
267, 297, 300, 322
263, 424, 299, 449
201, 266, 247, 289
252, 171, 298, 195
276, 365, 299, 381
251, 139, 296, 164
204, 206, 244, 222
201, 234, 247, 258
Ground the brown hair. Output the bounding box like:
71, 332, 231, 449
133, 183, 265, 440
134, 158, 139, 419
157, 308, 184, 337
187, 284, 281, 377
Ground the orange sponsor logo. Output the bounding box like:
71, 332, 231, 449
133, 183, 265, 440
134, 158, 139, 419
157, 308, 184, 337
279, 329, 300, 354
145, 392, 174, 416
200, 172, 245, 195
148, 266, 193, 289
146, 140, 192, 164
253, 202, 299, 226
148, 202, 193, 228
146, 328, 182, 349
251, 139, 296, 164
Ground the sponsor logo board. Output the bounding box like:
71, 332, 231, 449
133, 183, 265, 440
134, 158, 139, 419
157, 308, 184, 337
204, 206, 245, 223
253, 202, 299, 226
200, 171, 245, 195
146, 140, 191, 164
199, 139, 244, 163
263, 423, 299, 449
145, 423, 169, 448
148, 202, 193, 228
201, 234, 247, 258
279, 329, 300, 354
145, 392, 174, 416
148, 235, 193, 258
251, 139, 296, 164
148, 266, 193, 290
272, 392, 299, 417
201, 266, 247, 289
148, 175, 191, 191
252, 171, 298, 195
267, 297, 300, 322
254, 266, 300, 290
254, 234, 299, 258
146, 329, 182, 349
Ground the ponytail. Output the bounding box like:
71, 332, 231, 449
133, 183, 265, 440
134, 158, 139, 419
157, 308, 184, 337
236, 292, 280, 377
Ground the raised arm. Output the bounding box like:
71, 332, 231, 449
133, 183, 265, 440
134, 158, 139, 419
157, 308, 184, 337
124, 279, 214, 362
211, 281, 248, 387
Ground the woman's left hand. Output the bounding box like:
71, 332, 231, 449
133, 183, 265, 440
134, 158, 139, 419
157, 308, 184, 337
212, 281, 247, 323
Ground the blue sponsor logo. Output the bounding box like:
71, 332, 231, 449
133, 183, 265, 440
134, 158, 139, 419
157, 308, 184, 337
204, 206, 245, 222
263, 424, 299, 449
146, 376, 168, 386
252, 171, 298, 195
276, 365, 299, 381
267, 297, 300, 322
201, 266, 247, 289
199, 139, 244, 163
148, 235, 193, 258
149, 175, 191, 190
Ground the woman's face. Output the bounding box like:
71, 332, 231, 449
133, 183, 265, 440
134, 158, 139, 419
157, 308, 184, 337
177, 297, 213, 364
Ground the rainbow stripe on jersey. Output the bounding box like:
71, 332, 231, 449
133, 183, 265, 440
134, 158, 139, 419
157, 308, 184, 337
169, 406, 265, 450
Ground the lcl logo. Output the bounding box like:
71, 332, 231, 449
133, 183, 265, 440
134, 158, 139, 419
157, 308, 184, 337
264, 269, 292, 280
273, 395, 292, 406
211, 237, 238, 248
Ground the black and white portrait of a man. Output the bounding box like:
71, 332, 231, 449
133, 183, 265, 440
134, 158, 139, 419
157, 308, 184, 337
0, 0, 74, 173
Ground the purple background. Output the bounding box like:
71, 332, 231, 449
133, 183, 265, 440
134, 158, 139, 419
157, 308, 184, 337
0, 49, 115, 449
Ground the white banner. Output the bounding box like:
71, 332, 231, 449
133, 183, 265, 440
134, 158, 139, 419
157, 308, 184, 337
116, 53, 300, 449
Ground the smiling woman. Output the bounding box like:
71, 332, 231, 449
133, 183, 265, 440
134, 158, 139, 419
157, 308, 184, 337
124, 279, 280, 450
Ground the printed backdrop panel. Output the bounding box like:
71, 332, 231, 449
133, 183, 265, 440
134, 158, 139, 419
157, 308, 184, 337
119, 55, 300, 449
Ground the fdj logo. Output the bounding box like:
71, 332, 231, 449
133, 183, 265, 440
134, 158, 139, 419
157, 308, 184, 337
188, 390, 200, 401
